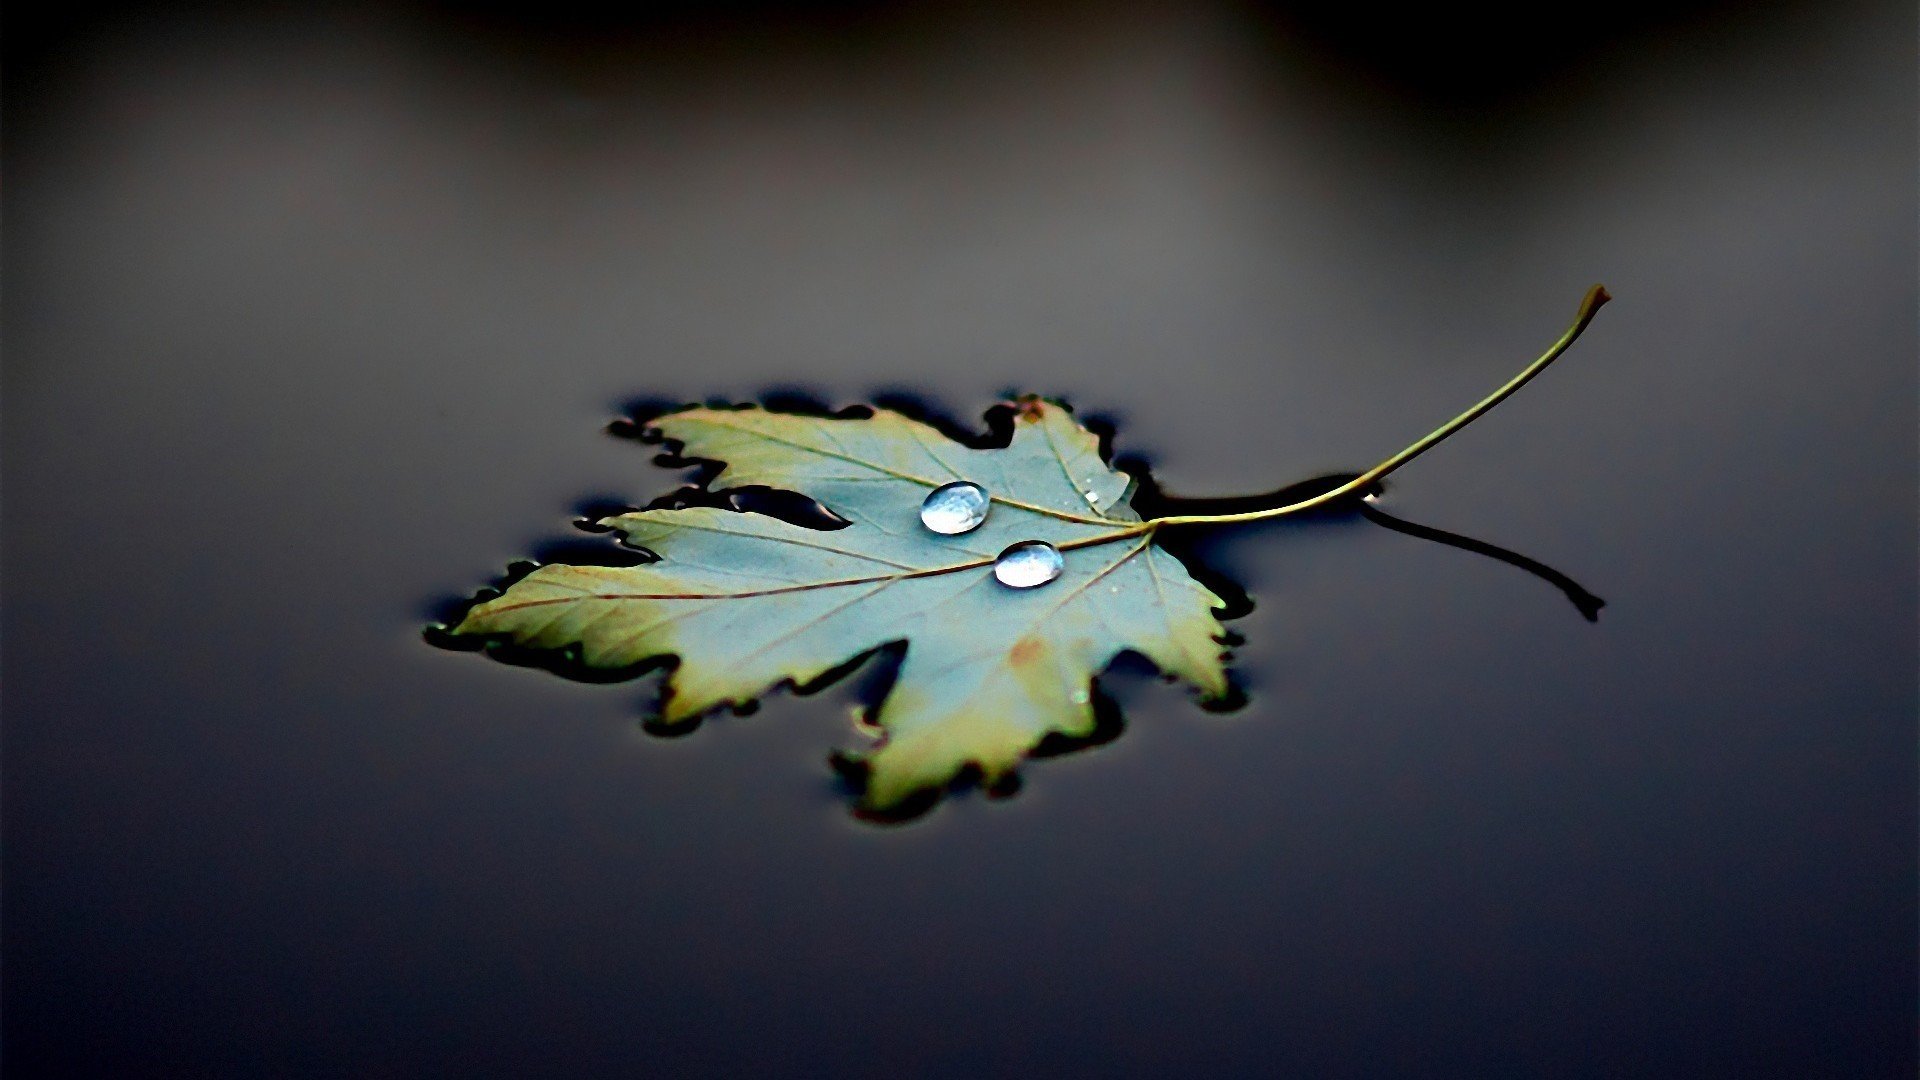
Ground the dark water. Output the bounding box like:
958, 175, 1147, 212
6, 3, 1915, 1076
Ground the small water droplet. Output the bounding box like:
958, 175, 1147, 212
1071, 689, 1091, 705
993, 540, 1064, 588
1083, 490, 1100, 504
920, 481, 990, 534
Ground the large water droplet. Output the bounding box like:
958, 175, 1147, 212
919, 481, 990, 535
994, 540, 1064, 588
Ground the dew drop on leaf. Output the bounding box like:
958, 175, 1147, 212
994, 540, 1064, 588
919, 480, 990, 535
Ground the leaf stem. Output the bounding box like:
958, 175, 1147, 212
1144, 285, 1611, 530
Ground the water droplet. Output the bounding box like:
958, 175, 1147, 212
919, 481, 990, 534
1071, 689, 1091, 705
1083, 490, 1100, 504
993, 540, 1064, 588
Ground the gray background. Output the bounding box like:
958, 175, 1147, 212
6, 2, 1915, 1076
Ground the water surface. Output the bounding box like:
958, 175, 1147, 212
5, 3, 1914, 1076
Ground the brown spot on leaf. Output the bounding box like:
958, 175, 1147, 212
1012, 397, 1047, 422
1008, 636, 1047, 667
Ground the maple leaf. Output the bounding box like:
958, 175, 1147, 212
452, 400, 1228, 811
447, 287, 1612, 816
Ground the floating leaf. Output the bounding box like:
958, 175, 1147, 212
444, 286, 1610, 816
453, 400, 1227, 811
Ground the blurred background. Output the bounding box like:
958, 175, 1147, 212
5, 2, 1915, 1076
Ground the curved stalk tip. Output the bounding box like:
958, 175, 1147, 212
1148, 285, 1611, 530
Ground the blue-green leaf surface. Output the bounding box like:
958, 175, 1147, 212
454, 400, 1228, 810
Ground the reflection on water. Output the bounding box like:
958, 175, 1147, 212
1359, 503, 1606, 622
